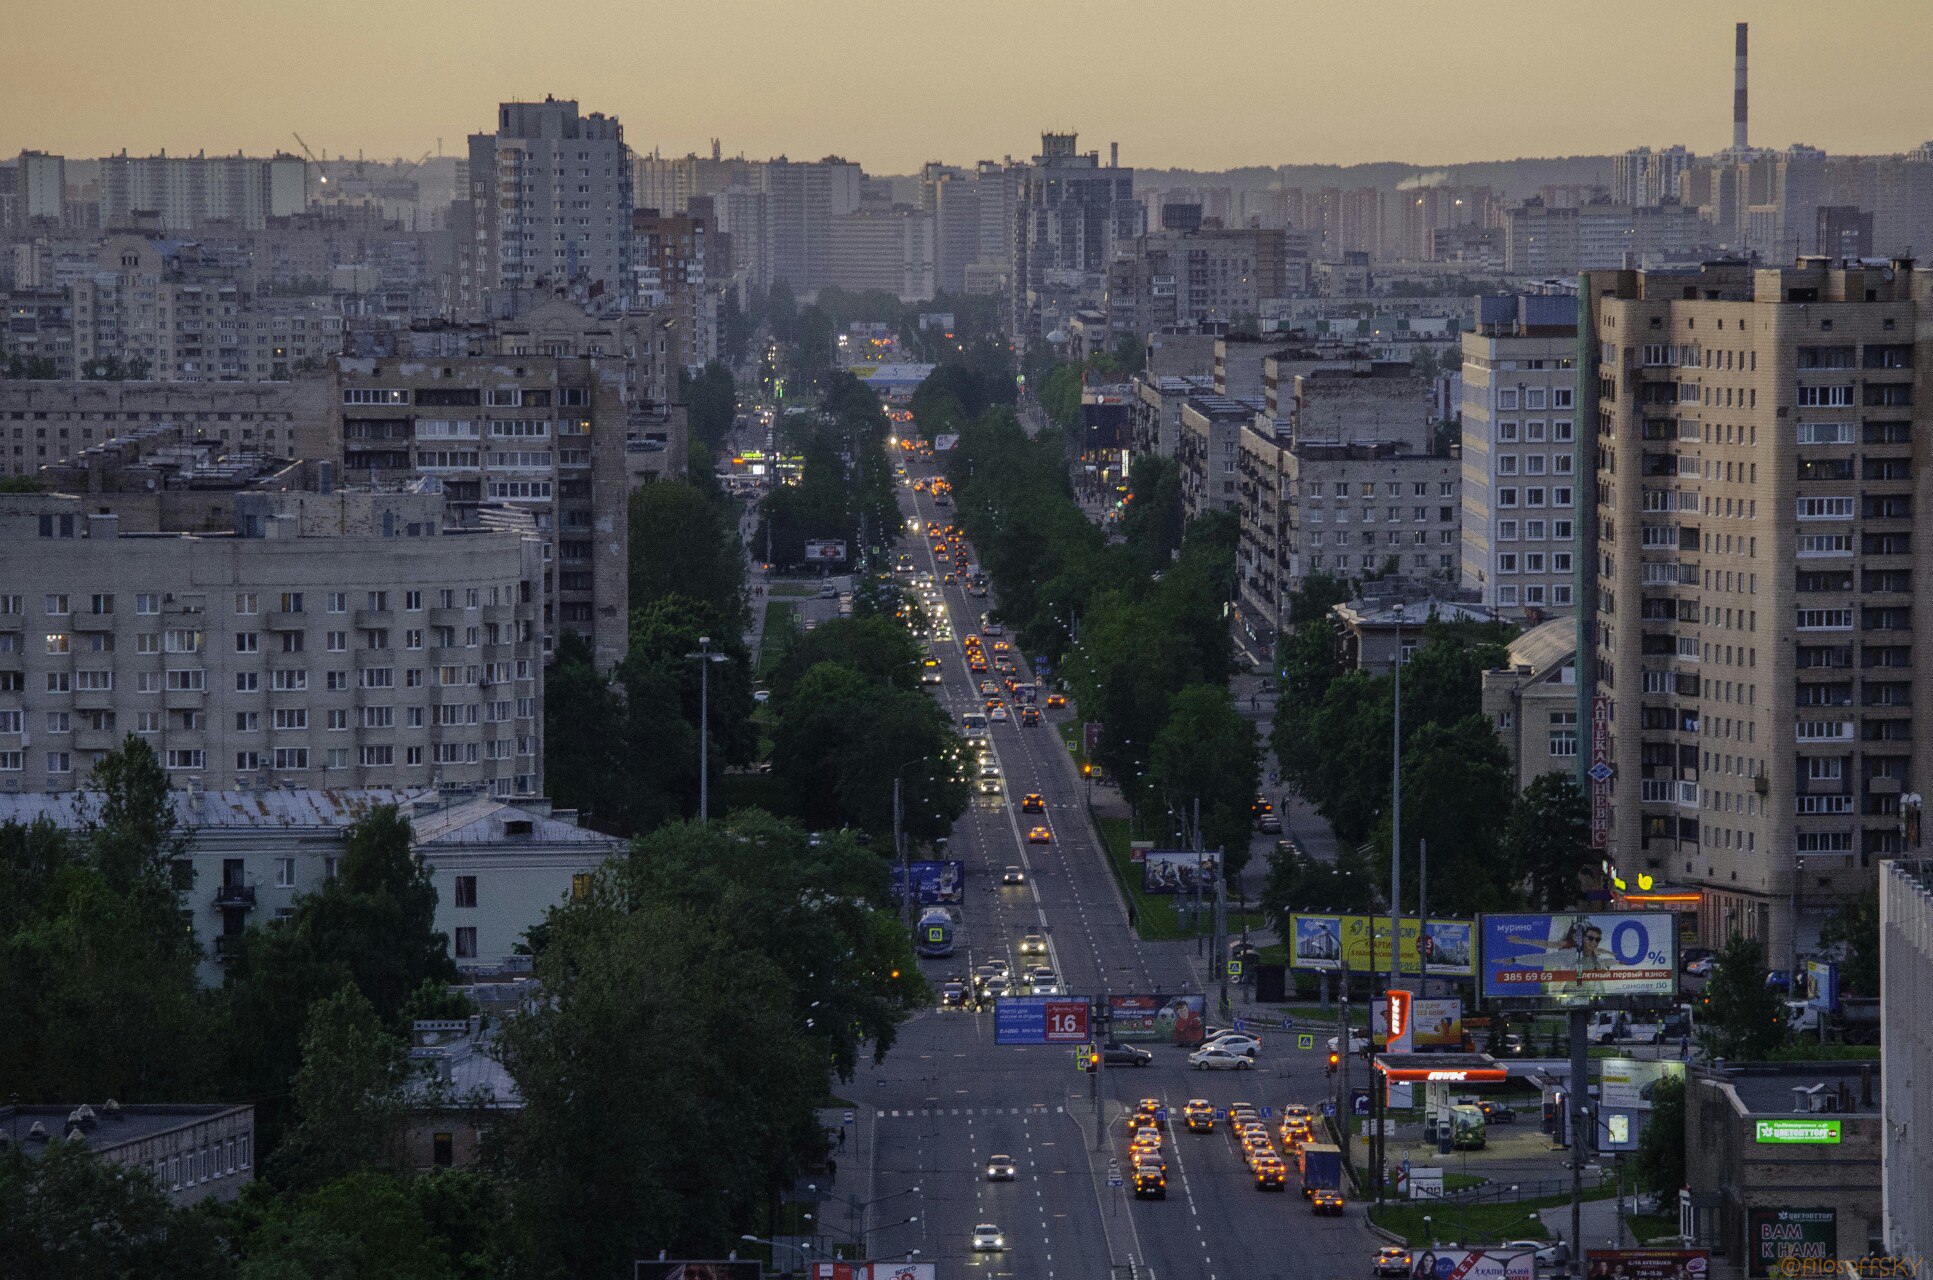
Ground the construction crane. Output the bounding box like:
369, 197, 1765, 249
291, 133, 329, 186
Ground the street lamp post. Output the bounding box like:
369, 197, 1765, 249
686, 636, 729, 824
1389, 602, 1404, 990
740, 1234, 811, 1277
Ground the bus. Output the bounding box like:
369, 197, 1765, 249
961, 712, 989, 742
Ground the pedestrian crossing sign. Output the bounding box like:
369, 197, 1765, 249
1297, 1034, 1315, 1050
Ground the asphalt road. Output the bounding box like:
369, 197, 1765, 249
842, 462, 1379, 1279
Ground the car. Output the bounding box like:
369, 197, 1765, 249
985, 1154, 1016, 1181
969, 659, 989, 674
752, 688, 772, 704
989, 705, 1009, 722
1252, 1157, 1287, 1190
1499, 1240, 1569, 1267
1018, 932, 1047, 955
1025, 964, 1055, 982
1282, 1104, 1313, 1125
964, 634, 981, 648
1375, 1247, 1415, 1276
1682, 947, 1716, 975
1133, 1151, 1168, 1177
970, 1223, 1005, 1251
1189, 1046, 1253, 1071
1134, 1098, 1164, 1125
1028, 977, 1061, 995
1471, 1099, 1517, 1124
1020, 706, 1042, 726
1311, 1189, 1345, 1216
1046, 692, 1067, 709
972, 963, 1000, 988
1027, 825, 1052, 844
1020, 793, 1045, 813
1328, 1031, 1370, 1055
1203, 1032, 1262, 1057
1258, 812, 1282, 833
940, 982, 967, 1008
1102, 1042, 1153, 1067
1132, 1164, 1167, 1199
1499, 1032, 1528, 1056
984, 976, 1012, 999
979, 776, 1003, 796
1685, 953, 1717, 978
1183, 1099, 1215, 1131
942, 573, 957, 584
978, 679, 997, 695
1001, 865, 1027, 886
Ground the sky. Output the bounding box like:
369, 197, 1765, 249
6, 0, 1932, 174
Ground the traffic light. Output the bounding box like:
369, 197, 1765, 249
1326, 1051, 1340, 1077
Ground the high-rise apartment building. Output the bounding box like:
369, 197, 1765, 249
1614, 146, 1697, 208
1582, 259, 1930, 966
633, 206, 719, 371
1459, 292, 1581, 620
1505, 199, 1708, 274
467, 99, 634, 308
1010, 133, 1140, 348
0, 490, 545, 797
823, 209, 935, 301
759, 156, 863, 292
95, 151, 308, 231
1104, 227, 1291, 336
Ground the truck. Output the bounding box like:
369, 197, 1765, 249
1449, 1103, 1487, 1151
1785, 994, 1880, 1045
1297, 1142, 1342, 1198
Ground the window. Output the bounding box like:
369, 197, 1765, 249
234, 592, 258, 615
234, 631, 259, 653
275, 857, 296, 888
433, 1133, 454, 1167
270, 669, 307, 691
165, 669, 205, 691
135, 593, 159, 615
272, 747, 309, 770
454, 926, 478, 959
1548, 711, 1579, 757
75, 670, 111, 692
1498, 487, 1518, 508
45, 751, 72, 774
1795, 384, 1854, 408
45, 594, 69, 616
360, 744, 395, 767
272, 708, 308, 730
404, 590, 423, 611
45, 632, 69, 655
455, 875, 478, 908
326, 592, 347, 614
1797, 421, 1855, 445
359, 667, 395, 689
277, 592, 304, 614
1797, 497, 1856, 520
166, 749, 206, 770
89, 593, 114, 616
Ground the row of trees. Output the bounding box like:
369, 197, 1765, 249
932, 394, 1260, 876
755, 372, 901, 570
1263, 573, 1592, 923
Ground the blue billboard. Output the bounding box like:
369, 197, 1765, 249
890, 860, 965, 905
1479, 913, 1678, 1004
994, 995, 1090, 1044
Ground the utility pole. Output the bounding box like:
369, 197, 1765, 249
1418, 837, 1428, 982
685, 637, 728, 824
1213, 848, 1228, 1014
1568, 1006, 1591, 1267
1389, 601, 1405, 991
894, 775, 911, 925
1092, 997, 1106, 1152
1337, 963, 1352, 1176
1192, 798, 1204, 958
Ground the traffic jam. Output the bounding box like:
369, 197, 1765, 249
1116, 1094, 1346, 1213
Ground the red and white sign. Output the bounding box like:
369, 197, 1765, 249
1385, 990, 1412, 1046
1589, 695, 1613, 850
1043, 999, 1090, 1043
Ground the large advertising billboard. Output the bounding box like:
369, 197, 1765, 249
1143, 849, 1218, 895
812, 1265, 938, 1280
804, 539, 848, 562
1480, 913, 1677, 1003
1600, 1058, 1685, 1111
1107, 994, 1208, 1046
1373, 996, 1465, 1052
1584, 1250, 1709, 1280
1288, 915, 1476, 977
1409, 1247, 1537, 1280
994, 995, 1089, 1045
1746, 1208, 1835, 1277
889, 860, 964, 904
635, 1264, 763, 1280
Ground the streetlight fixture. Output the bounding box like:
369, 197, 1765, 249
686, 636, 730, 824
740, 1234, 811, 1276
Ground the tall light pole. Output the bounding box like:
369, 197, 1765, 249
686, 636, 729, 824
1389, 602, 1405, 989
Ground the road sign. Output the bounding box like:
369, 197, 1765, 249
1232, 1017, 1246, 1032
1351, 1088, 1371, 1117
1109, 1173, 1123, 1188
995, 996, 1091, 1044
1155, 1108, 1168, 1124
1226, 960, 1244, 980
843, 1111, 855, 1127
1279, 1016, 1296, 1030
1260, 1106, 1273, 1119
1298, 1034, 1315, 1050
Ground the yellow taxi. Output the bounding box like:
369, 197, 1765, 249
1311, 1189, 1346, 1216
1046, 692, 1067, 709
1183, 1099, 1215, 1132
1027, 826, 1053, 845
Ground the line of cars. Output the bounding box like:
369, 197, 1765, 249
1124, 1098, 1171, 1199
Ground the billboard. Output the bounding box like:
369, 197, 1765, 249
1747, 1208, 1835, 1277
994, 995, 1089, 1045
1287, 915, 1477, 977
1480, 912, 1677, 1004
1589, 694, 1612, 849
1143, 849, 1218, 895
1373, 996, 1465, 1052
1600, 1058, 1685, 1111
889, 860, 965, 904
813, 1265, 938, 1280
635, 1264, 762, 1280
932, 434, 959, 452
1804, 959, 1837, 1012
1584, 1250, 1709, 1280
804, 539, 848, 562
1409, 1248, 1537, 1280
1107, 994, 1208, 1046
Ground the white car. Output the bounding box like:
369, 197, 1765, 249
985, 1155, 1016, 1181
1029, 978, 1061, 995
989, 705, 1009, 722
1189, 1045, 1254, 1071
1499, 1240, 1567, 1266
971, 1223, 1006, 1251
1202, 1032, 1261, 1057
1327, 1031, 1369, 1054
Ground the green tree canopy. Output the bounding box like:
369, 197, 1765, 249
1699, 933, 1789, 1060
1140, 684, 1261, 878
265, 984, 412, 1191
1502, 772, 1591, 910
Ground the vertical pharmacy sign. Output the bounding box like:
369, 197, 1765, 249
1589, 695, 1613, 849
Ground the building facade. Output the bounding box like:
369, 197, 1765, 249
1480, 617, 1580, 791
1880, 857, 1933, 1261
0, 1103, 255, 1206
467, 99, 634, 308
0, 490, 545, 799
1010, 133, 1139, 348
97, 151, 307, 231
1459, 292, 1582, 620
0, 375, 332, 478
1583, 259, 1931, 963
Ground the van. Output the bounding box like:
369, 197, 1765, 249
961, 712, 989, 742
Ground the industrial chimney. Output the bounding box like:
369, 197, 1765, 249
1733, 22, 1749, 153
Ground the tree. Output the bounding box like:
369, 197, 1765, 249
265, 985, 412, 1191
768, 614, 922, 701
1700, 933, 1789, 1060
540, 633, 631, 832
1502, 773, 1591, 910
1631, 1075, 1687, 1200
0, 1140, 233, 1278
680, 362, 738, 457
1378, 716, 1517, 917
627, 481, 746, 632
234, 1172, 464, 1280
1260, 836, 1381, 933
1817, 886, 1880, 997
1119, 454, 1183, 574
81, 734, 189, 901
1139, 685, 1261, 879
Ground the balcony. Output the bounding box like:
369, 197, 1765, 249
211, 934, 244, 964
213, 883, 257, 909
1796, 795, 1854, 816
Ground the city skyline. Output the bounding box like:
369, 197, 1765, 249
7, 0, 1933, 173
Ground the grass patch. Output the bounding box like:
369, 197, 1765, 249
1093, 813, 1268, 942
758, 600, 797, 680
1627, 1213, 1681, 1244
1368, 1180, 1617, 1246
767, 581, 818, 598
1767, 1042, 1881, 1061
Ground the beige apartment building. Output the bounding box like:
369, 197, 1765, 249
0, 490, 544, 797
1582, 258, 1931, 965
1, 374, 332, 477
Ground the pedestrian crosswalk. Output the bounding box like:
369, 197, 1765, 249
881, 1105, 1066, 1118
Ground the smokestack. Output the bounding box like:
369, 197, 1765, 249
1110, 141, 1119, 168
1733, 22, 1749, 153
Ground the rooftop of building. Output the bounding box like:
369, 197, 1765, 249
1586, 256, 1923, 305
1335, 588, 1499, 631
407, 1017, 520, 1109
1501, 616, 1577, 678
0, 1103, 250, 1156
0, 787, 583, 838
409, 794, 612, 848
1697, 1060, 1883, 1116
1182, 392, 1267, 423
